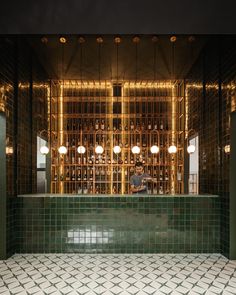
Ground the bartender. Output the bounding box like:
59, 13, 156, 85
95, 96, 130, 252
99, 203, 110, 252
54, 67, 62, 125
130, 161, 156, 194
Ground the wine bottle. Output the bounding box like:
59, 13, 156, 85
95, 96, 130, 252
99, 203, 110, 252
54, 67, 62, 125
83, 169, 87, 181
77, 168, 81, 181
66, 169, 70, 181
148, 120, 152, 130
71, 169, 76, 181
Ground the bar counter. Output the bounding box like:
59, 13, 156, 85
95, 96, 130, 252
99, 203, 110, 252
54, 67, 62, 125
16, 194, 220, 254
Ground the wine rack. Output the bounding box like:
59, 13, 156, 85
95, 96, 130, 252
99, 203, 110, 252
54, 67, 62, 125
50, 80, 185, 195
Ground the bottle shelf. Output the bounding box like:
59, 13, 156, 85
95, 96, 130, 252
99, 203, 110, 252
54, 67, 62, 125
50, 82, 185, 195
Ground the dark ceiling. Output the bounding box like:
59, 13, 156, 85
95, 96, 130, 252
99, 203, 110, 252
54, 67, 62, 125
28, 35, 207, 81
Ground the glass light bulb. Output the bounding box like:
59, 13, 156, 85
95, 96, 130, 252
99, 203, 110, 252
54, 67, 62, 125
40, 146, 49, 155
187, 144, 196, 154
168, 145, 177, 154
58, 145, 67, 154
77, 145, 86, 154
132, 146, 140, 154
113, 145, 121, 154
150, 145, 160, 154
95, 145, 104, 154
224, 145, 230, 154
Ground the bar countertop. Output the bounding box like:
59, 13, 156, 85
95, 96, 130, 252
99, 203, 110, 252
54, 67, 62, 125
17, 193, 219, 198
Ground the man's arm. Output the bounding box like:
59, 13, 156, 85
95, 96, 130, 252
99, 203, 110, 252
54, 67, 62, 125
130, 184, 146, 193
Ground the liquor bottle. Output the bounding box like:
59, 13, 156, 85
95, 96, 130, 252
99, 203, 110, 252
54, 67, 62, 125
66, 169, 70, 181
54, 173, 58, 181
95, 156, 99, 164
107, 156, 111, 164
165, 169, 169, 181
107, 124, 110, 131
88, 156, 93, 164
72, 122, 76, 131
89, 184, 93, 194
77, 185, 82, 194
130, 156, 134, 164
106, 168, 111, 176
89, 168, 93, 180
95, 168, 99, 176
119, 123, 122, 131
160, 119, 164, 130
71, 169, 76, 181
159, 167, 163, 181
77, 168, 81, 181
71, 152, 75, 164
125, 125, 128, 131
101, 167, 105, 176
83, 184, 88, 194
124, 156, 128, 164
95, 119, 99, 130
95, 185, 99, 194
153, 121, 158, 130
125, 169, 128, 176
113, 185, 117, 194
83, 169, 87, 181
71, 138, 75, 148
153, 184, 157, 194
78, 155, 81, 164
148, 120, 152, 130
130, 120, 134, 131
60, 173, 64, 181
159, 185, 164, 194
142, 138, 147, 147
141, 122, 145, 131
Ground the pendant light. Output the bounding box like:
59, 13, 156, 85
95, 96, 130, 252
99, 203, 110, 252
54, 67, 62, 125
113, 36, 122, 154
58, 36, 67, 155
150, 36, 160, 154
131, 36, 141, 155
77, 36, 86, 154
168, 35, 177, 154
95, 36, 104, 155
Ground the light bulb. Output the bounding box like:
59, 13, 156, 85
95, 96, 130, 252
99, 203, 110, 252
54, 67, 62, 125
150, 145, 160, 154
77, 145, 86, 154
168, 145, 177, 154
132, 146, 140, 154
58, 146, 67, 154
113, 146, 121, 154
187, 145, 196, 154
40, 146, 49, 155
224, 145, 230, 154
95, 145, 104, 154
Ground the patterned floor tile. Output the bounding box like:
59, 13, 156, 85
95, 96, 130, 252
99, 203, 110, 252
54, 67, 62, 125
0, 254, 236, 294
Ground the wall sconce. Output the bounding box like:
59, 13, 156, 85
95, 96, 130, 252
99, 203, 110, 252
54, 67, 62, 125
224, 145, 230, 154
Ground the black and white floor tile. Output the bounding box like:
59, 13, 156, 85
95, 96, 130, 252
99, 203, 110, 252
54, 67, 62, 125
0, 254, 236, 295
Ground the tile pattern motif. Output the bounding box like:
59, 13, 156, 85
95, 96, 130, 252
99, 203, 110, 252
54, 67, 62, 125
16, 196, 220, 254
0, 254, 236, 295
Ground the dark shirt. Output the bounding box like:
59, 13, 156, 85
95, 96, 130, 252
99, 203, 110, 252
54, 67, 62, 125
130, 173, 151, 194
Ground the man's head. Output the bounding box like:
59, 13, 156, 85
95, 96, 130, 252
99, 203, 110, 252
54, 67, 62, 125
135, 161, 144, 175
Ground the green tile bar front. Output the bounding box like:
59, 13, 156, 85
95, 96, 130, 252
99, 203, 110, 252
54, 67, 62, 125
16, 194, 220, 254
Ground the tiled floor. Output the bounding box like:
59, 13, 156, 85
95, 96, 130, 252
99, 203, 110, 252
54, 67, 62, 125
0, 254, 236, 295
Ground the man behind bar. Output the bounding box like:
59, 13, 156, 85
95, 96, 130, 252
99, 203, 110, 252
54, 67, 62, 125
130, 161, 156, 194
